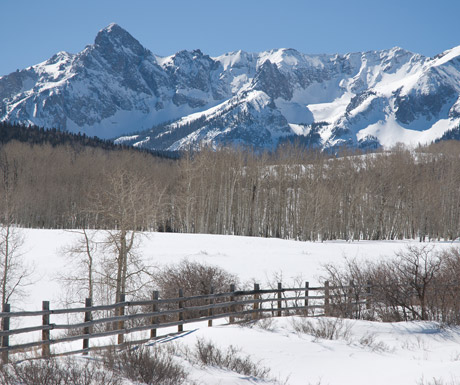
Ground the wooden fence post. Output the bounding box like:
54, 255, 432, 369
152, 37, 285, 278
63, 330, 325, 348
2, 303, 10, 364
253, 283, 260, 320
277, 283, 282, 317
82, 298, 92, 355
151, 291, 159, 339
324, 281, 330, 317
117, 294, 125, 345
348, 281, 353, 318
229, 284, 236, 324
366, 280, 372, 310
178, 289, 184, 332
42, 301, 50, 357
208, 287, 214, 327
304, 282, 310, 316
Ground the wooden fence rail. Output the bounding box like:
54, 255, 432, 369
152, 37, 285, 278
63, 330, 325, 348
0, 282, 371, 363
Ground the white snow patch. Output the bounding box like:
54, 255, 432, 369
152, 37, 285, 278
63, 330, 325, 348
288, 123, 309, 135
432, 45, 460, 67
308, 92, 353, 122
357, 115, 458, 148
114, 134, 139, 144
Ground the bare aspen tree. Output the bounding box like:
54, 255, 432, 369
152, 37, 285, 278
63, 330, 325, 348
58, 228, 98, 306
87, 166, 156, 305
0, 225, 31, 304
0, 150, 33, 304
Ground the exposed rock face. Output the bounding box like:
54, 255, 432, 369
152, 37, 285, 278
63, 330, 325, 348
2, 24, 460, 150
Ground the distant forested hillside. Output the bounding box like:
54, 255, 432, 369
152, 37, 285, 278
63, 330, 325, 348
0, 122, 177, 158
1, 127, 460, 241
0, 122, 123, 149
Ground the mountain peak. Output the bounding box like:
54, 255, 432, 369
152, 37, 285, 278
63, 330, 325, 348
96, 23, 127, 40
94, 23, 145, 56
97, 23, 126, 36
105, 22, 120, 32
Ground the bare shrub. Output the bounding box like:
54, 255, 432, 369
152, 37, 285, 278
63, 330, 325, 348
417, 376, 460, 385
151, 259, 238, 320
291, 317, 353, 341
432, 248, 460, 324
383, 245, 442, 320
183, 338, 272, 380
254, 317, 276, 331
101, 344, 187, 385
153, 259, 238, 298
322, 258, 374, 319
368, 246, 459, 322
0, 357, 121, 385
239, 315, 277, 331
322, 246, 460, 324
358, 333, 391, 352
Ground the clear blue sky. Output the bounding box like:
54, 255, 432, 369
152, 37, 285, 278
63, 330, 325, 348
1, 0, 459, 76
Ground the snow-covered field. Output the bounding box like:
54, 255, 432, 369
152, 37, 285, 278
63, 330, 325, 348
10, 230, 460, 384
179, 317, 460, 385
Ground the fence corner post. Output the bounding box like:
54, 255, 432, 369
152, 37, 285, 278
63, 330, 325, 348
151, 291, 159, 339
117, 294, 126, 345
304, 282, 310, 316
178, 289, 184, 333
1, 303, 10, 364
82, 298, 92, 355
252, 283, 260, 320
229, 284, 236, 324
348, 280, 354, 318
42, 301, 50, 358
366, 280, 372, 310
208, 287, 214, 327
324, 281, 330, 317
277, 283, 282, 317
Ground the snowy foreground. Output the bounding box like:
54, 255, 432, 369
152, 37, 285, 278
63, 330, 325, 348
12, 230, 460, 384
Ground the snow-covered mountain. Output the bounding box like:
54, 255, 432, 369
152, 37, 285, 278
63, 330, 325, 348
2, 23, 460, 151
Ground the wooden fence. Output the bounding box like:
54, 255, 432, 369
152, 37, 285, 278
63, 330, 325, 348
0, 281, 371, 363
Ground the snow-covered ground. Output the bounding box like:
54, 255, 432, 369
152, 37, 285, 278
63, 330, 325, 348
178, 317, 460, 385
22, 230, 460, 306
9, 230, 460, 384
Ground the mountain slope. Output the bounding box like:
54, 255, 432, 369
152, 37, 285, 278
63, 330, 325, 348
2, 23, 460, 151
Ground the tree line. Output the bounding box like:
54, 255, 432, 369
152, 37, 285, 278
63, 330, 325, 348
0, 121, 177, 158
1, 134, 460, 241
165, 142, 460, 241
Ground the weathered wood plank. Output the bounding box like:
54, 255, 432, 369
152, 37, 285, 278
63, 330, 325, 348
42, 301, 50, 358
151, 291, 159, 338
229, 284, 236, 324
2, 303, 10, 364
305, 282, 310, 314
117, 294, 126, 345
277, 283, 282, 317
324, 281, 330, 317
82, 298, 92, 355
208, 287, 214, 327
178, 289, 184, 333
